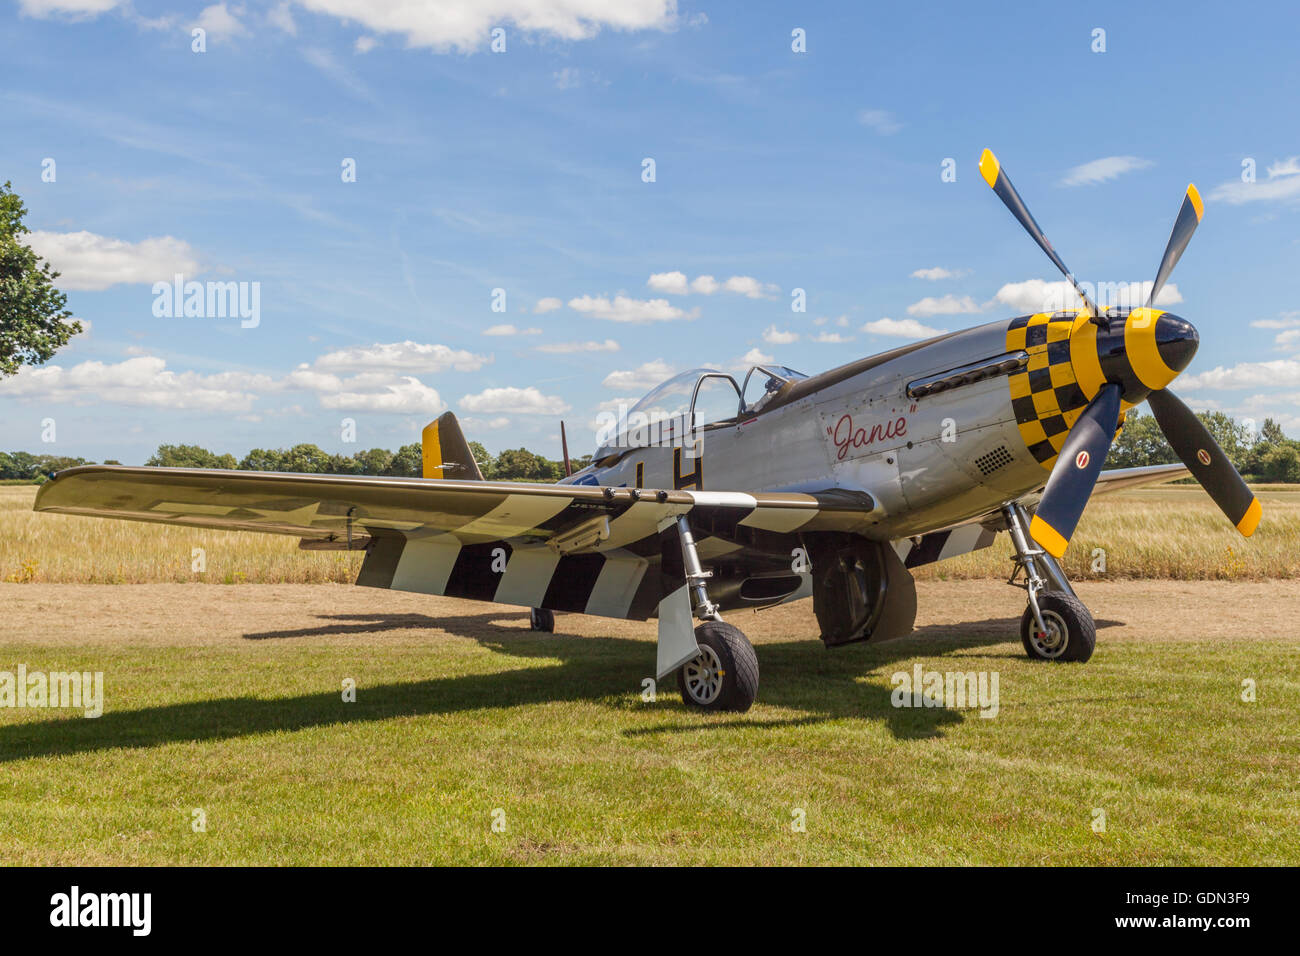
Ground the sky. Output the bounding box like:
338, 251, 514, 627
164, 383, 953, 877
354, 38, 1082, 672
2, 0, 1299, 464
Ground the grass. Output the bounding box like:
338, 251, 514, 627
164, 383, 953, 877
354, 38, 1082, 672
3, 483, 1299, 584
0, 591, 1295, 865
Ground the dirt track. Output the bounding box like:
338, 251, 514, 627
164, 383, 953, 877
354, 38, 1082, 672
3, 579, 1298, 647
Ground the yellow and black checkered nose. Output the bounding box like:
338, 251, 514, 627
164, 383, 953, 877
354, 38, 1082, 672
1006, 309, 1199, 470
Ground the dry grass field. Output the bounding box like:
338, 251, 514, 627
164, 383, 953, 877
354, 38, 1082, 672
3, 483, 1299, 585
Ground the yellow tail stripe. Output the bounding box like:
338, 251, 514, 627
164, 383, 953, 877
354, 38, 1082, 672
1029, 514, 1070, 558
1124, 308, 1178, 391
1236, 497, 1262, 537
421, 421, 443, 479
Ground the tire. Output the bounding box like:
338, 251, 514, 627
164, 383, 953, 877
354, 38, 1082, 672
676, 620, 759, 712
529, 607, 555, 633
1020, 592, 1096, 663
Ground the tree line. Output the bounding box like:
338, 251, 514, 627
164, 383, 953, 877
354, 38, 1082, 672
2, 410, 1297, 482
0, 442, 591, 483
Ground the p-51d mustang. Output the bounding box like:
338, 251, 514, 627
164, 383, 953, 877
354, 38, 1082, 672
36, 150, 1261, 712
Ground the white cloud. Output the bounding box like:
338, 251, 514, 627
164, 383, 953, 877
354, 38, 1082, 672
992, 278, 1181, 313
462, 415, 510, 430
862, 317, 945, 340
553, 67, 581, 89
483, 324, 541, 336
25, 231, 200, 290
459, 386, 569, 415
1249, 313, 1300, 330
1267, 157, 1300, 178
0, 356, 266, 411
646, 271, 778, 298
911, 266, 967, 281
812, 331, 852, 343
762, 325, 798, 345
857, 108, 900, 135
1179, 360, 1300, 390
741, 347, 774, 365
313, 341, 490, 373
602, 359, 675, 390
647, 270, 688, 294
722, 275, 775, 299
1250, 312, 1300, 351
17, 0, 121, 16
267, 1, 296, 34
905, 294, 981, 317
354, 35, 377, 53
320, 376, 445, 415
533, 296, 563, 313
291, 0, 676, 53
568, 294, 692, 323
1209, 156, 1300, 205
194, 3, 246, 42
1060, 156, 1154, 187
536, 339, 620, 353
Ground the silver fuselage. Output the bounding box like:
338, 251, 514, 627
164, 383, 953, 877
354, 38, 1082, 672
566, 318, 1055, 539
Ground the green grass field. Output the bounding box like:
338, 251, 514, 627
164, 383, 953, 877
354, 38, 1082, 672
0, 581, 1295, 865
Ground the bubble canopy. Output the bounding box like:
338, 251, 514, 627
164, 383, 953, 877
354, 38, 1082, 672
595, 365, 808, 456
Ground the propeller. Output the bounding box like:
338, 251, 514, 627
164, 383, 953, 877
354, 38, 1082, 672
1146, 184, 1204, 308
979, 149, 1263, 555
1146, 389, 1262, 535
1030, 385, 1120, 558
979, 148, 1101, 321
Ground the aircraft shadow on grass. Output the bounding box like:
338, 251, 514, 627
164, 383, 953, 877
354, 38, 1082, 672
0, 610, 1126, 762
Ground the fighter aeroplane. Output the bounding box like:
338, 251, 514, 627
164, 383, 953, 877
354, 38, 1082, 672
34, 150, 1261, 712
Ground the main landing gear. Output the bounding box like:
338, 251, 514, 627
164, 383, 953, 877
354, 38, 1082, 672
1002, 502, 1096, 662
671, 515, 759, 712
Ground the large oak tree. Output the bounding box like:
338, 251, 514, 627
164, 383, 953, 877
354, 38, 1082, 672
1, 181, 80, 377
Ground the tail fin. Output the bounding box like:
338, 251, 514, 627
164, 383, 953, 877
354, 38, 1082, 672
421, 412, 484, 480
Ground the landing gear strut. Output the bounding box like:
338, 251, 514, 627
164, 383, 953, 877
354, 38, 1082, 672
1002, 502, 1096, 662
671, 515, 759, 712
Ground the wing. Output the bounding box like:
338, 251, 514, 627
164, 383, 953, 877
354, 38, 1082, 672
1087, 462, 1190, 496
34, 466, 877, 619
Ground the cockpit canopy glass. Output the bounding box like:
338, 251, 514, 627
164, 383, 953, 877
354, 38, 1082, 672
594, 364, 808, 456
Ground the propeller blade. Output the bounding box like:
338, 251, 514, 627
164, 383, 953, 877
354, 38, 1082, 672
1146, 184, 1204, 308
979, 148, 1101, 320
1029, 384, 1122, 558
1146, 389, 1262, 536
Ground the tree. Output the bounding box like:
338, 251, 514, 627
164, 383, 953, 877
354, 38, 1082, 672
386, 443, 423, 477
1261, 444, 1300, 483
1105, 409, 1176, 469
146, 443, 238, 469
0, 181, 80, 377
467, 440, 496, 479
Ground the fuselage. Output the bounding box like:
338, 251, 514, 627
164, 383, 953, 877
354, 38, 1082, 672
566, 307, 1198, 540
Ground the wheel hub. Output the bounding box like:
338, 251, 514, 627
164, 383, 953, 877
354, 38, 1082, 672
682, 645, 725, 705
1030, 610, 1068, 658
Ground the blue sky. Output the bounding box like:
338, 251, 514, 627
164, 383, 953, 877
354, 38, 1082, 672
3, 0, 1299, 464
